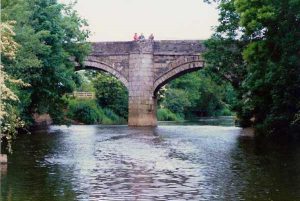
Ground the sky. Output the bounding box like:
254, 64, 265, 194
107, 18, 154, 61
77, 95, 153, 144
58, 0, 219, 42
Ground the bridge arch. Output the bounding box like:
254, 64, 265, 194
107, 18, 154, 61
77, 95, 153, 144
75, 59, 129, 89
153, 57, 204, 96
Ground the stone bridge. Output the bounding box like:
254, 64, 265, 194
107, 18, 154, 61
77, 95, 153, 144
76, 40, 205, 126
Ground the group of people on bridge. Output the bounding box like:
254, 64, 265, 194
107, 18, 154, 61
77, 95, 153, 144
133, 33, 154, 42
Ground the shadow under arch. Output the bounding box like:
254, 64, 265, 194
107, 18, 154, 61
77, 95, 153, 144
153, 59, 205, 96
75, 59, 129, 89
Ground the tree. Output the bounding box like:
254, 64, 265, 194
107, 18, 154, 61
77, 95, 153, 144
1, 0, 90, 125
161, 88, 191, 117
93, 72, 128, 119
235, 0, 300, 136
0, 21, 28, 151
158, 71, 235, 118
204, 0, 300, 137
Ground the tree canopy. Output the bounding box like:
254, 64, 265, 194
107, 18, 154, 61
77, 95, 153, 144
1, 0, 90, 148
204, 0, 300, 138
1, 0, 90, 128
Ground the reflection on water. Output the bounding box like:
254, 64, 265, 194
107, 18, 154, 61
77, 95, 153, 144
1, 121, 300, 200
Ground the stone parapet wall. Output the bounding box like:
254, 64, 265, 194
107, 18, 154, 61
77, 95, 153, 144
90, 40, 205, 56
153, 40, 205, 55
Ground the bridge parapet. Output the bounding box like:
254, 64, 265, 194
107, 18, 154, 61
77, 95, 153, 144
91, 42, 131, 56
90, 40, 204, 55
153, 40, 204, 55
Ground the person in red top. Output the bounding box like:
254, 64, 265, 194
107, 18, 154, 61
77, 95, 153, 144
133, 33, 138, 41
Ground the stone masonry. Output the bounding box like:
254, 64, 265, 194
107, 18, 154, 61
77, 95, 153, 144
77, 40, 205, 126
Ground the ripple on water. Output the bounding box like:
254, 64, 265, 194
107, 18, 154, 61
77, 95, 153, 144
3, 124, 300, 201
41, 125, 242, 200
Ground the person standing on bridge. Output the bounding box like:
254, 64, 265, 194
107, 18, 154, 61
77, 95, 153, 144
133, 33, 138, 41
148, 33, 154, 41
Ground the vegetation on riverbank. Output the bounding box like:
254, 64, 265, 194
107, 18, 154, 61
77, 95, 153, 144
0, 21, 27, 151
63, 71, 128, 125
204, 0, 300, 138
157, 71, 235, 120
1, 0, 90, 146
66, 99, 126, 125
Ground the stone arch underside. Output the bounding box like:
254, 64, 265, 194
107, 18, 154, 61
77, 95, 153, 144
77, 60, 129, 89
153, 60, 204, 96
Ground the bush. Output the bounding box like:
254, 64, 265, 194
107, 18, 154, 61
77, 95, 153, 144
66, 99, 127, 125
219, 107, 233, 116
157, 108, 182, 121
93, 73, 128, 119
67, 99, 103, 124
102, 108, 126, 124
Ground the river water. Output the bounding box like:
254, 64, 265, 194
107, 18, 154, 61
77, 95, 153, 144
1, 118, 300, 201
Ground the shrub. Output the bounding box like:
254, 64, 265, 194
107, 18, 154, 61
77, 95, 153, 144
67, 99, 103, 124
219, 108, 233, 116
66, 98, 127, 125
102, 108, 126, 124
157, 108, 181, 121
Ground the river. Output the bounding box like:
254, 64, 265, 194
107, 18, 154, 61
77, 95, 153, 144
1, 117, 300, 200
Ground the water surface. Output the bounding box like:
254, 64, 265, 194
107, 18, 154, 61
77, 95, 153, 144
1, 120, 300, 200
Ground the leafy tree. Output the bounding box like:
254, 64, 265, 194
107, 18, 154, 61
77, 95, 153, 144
75, 71, 96, 92
0, 21, 29, 151
93, 72, 128, 119
161, 88, 191, 117
67, 99, 103, 124
1, 0, 90, 125
235, 0, 300, 136
204, 0, 300, 137
159, 71, 235, 119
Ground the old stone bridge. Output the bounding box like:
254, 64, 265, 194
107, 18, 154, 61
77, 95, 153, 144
76, 40, 205, 126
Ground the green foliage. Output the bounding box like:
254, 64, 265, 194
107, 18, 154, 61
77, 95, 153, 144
204, 0, 300, 138
75, 71, 96, 92
93, 72, 128, 119
161, 88, 191, 117
64, 71, 128, 125
159, 71, 235, 119
67, 99, 103, 124
0, 21, 28, 152
102, 108, 126, 125
1, 0, 90, 126
157, 108, 182, 121
66, 98, 126, 125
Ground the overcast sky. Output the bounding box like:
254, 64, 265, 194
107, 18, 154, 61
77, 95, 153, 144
58, 0, 219, 41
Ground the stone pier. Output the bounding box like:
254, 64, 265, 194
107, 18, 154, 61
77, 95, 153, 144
77, 40, 205, 126
128, 42, 157, 126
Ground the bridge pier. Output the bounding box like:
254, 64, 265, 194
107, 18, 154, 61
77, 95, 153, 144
128, 43, 157, 126
128, 93, 157, 126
